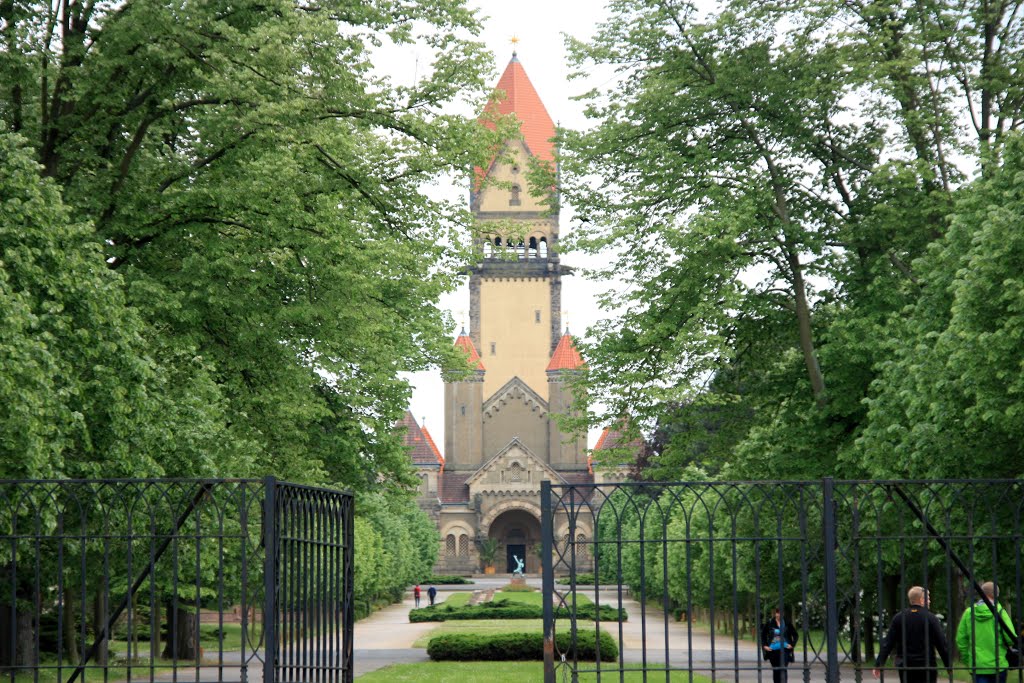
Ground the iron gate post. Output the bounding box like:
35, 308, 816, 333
822, 477, 840, 683
263, 476, 278, 683
542, 480, 555, 683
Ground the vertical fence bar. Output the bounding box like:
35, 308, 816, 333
822, 478, 840, 683
263, 477, 278, 683
541, 480, 555, 683
342, 495, 354, 683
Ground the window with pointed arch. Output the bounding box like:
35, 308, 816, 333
458, 534, 469, 557
445, 534, 457, 557
510, 184, 521, 206
538, 237, 548, 258
528, 236, 538, 258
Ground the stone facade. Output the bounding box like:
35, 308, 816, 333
402, 53, 632, 576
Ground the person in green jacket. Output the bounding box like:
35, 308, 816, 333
955, 582, 1016, 683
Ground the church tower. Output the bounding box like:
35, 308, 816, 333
411, 50, 597, 576
468, 50, 567, 403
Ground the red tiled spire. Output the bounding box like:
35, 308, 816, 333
454, 330, 485, 371
421, 426, 444, 469
397, 411, 441, 467
546, 331, 584, 372
481, 54, 557, 165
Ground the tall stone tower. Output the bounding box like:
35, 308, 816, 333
403, 51, 616, 577
468, 50, 567, 405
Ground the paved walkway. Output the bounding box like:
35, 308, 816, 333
350, 577, 847, 681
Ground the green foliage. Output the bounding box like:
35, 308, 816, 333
426, 575, 474, 585
557, 573, 596, 586
561, 0, 1024, 482
426, 630, 618, 662
476, 538, 500, 568
0, 0, 502, 490
409, 598, 625, 623
354, 494, 438, 618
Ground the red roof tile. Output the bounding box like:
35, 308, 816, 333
594, 422, 644, 454
421, 426, 444, 468
546, 332, 584, 372
454, 333, 485, 371
439, 472, 471, 504
397, 411, 441, 467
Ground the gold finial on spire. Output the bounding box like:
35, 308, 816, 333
510, 35, 520, 55
562, 309, 570, 333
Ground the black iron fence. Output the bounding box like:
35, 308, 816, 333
542, 479, 1024, 682
0, 477, 353, 683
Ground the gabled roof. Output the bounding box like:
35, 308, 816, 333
397, 411, 443, 467
421, 426, 444, 468
439, 472, 471, 504
464, 437, 566, 488
454, 331, 485, 371
546, 332, 584, 372
483, 54, 556, 165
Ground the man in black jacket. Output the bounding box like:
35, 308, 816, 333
874, 586, 951, 683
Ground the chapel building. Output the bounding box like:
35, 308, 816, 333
401, 52, 626, 575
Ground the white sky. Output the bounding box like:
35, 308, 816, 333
400, 1, 614, 449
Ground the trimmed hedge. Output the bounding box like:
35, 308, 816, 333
409, 598, 626, 623
556, 573, 596, 586
426, 575, 473, 585
426, 630, 618, 662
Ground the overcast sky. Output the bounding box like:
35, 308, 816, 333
401, 1, 614, 447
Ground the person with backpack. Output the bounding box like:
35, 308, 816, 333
956, 582, 1016, 683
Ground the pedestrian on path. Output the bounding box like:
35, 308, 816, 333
427, 585, 437, 606
761, 607, 797, 683
873, 586, 950, 683
413, 584, 421, 608
956, 581, 1016, 683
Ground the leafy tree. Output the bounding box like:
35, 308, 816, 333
857, 135, 1024, 479
1, 0, 499, 488
561, 0, 1024, 481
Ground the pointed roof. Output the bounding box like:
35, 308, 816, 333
421, 426, 444, 468
546, 331, 584, 372
484, 54, 557, 165
454, 330, 485, 371
397, 411, 442, 467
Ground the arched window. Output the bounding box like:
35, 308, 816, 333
516, 239, 525, 259
494, 236, 502, 247
510, 184, 521, 206
538, 237, 548, 258
483, 242, 493, 258
509, 462, 523, 483
575, 533, 589, 561
446, 534, 457, 557
528, 236, 538, 258
458, 535, 469, 556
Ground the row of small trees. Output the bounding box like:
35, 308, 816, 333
585, 482, 1020, 662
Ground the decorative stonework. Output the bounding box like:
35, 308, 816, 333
479, 499, 543, 536
482, 377, 548, 419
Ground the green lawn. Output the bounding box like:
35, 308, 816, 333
497, 589, 594, 608
439, 592, 470, 607
357, 661, 716, 681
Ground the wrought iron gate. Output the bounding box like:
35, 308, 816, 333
542, 479, 1024, 682
0, 477, 353, 683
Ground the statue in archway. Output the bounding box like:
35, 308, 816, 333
512, 554, 525, 576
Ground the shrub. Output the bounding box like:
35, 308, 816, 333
426, 630, 617, 662
500, 583, 536, 592
409, 598, 626, 623
426, 575, 473, 585
557, 573, 596, 586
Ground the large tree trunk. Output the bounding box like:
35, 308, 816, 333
61, 592, 79, 665
92, 589, 108, 666
162, 600, 199, 661
0, 604, 36, 670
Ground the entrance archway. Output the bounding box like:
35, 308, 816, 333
487, 508, 542, 574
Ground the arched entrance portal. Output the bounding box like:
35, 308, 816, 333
488, 509, 542, 574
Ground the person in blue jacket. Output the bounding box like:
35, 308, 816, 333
761, 607, 798, 683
